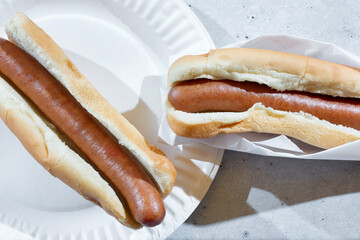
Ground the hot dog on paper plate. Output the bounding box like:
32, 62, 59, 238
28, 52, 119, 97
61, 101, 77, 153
0, 12, 176, 228
166, 48, 360, 149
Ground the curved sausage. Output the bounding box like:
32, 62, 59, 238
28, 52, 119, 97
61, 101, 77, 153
0, 38, 165, 227
168, 79, 360, 131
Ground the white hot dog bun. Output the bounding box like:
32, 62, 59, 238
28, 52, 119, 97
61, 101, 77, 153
0, 12, 176, 228
166, 48, 360, 149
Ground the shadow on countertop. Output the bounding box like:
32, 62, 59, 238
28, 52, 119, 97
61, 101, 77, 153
185, 150, 360, 225
188, 5, 235, 48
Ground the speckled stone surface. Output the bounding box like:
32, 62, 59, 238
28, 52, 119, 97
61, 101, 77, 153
169, 1, 360, 239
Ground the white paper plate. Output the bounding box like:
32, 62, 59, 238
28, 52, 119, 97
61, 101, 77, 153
0, 0, 223, 239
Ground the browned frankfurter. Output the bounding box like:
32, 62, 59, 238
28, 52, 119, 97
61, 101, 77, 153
168, 79, 360, 131
0, 12, 176, 228
166, 48, 360, 149
0, 38, 164, 227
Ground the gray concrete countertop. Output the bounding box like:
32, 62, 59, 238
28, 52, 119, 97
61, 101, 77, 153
169, 1, 360, 239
